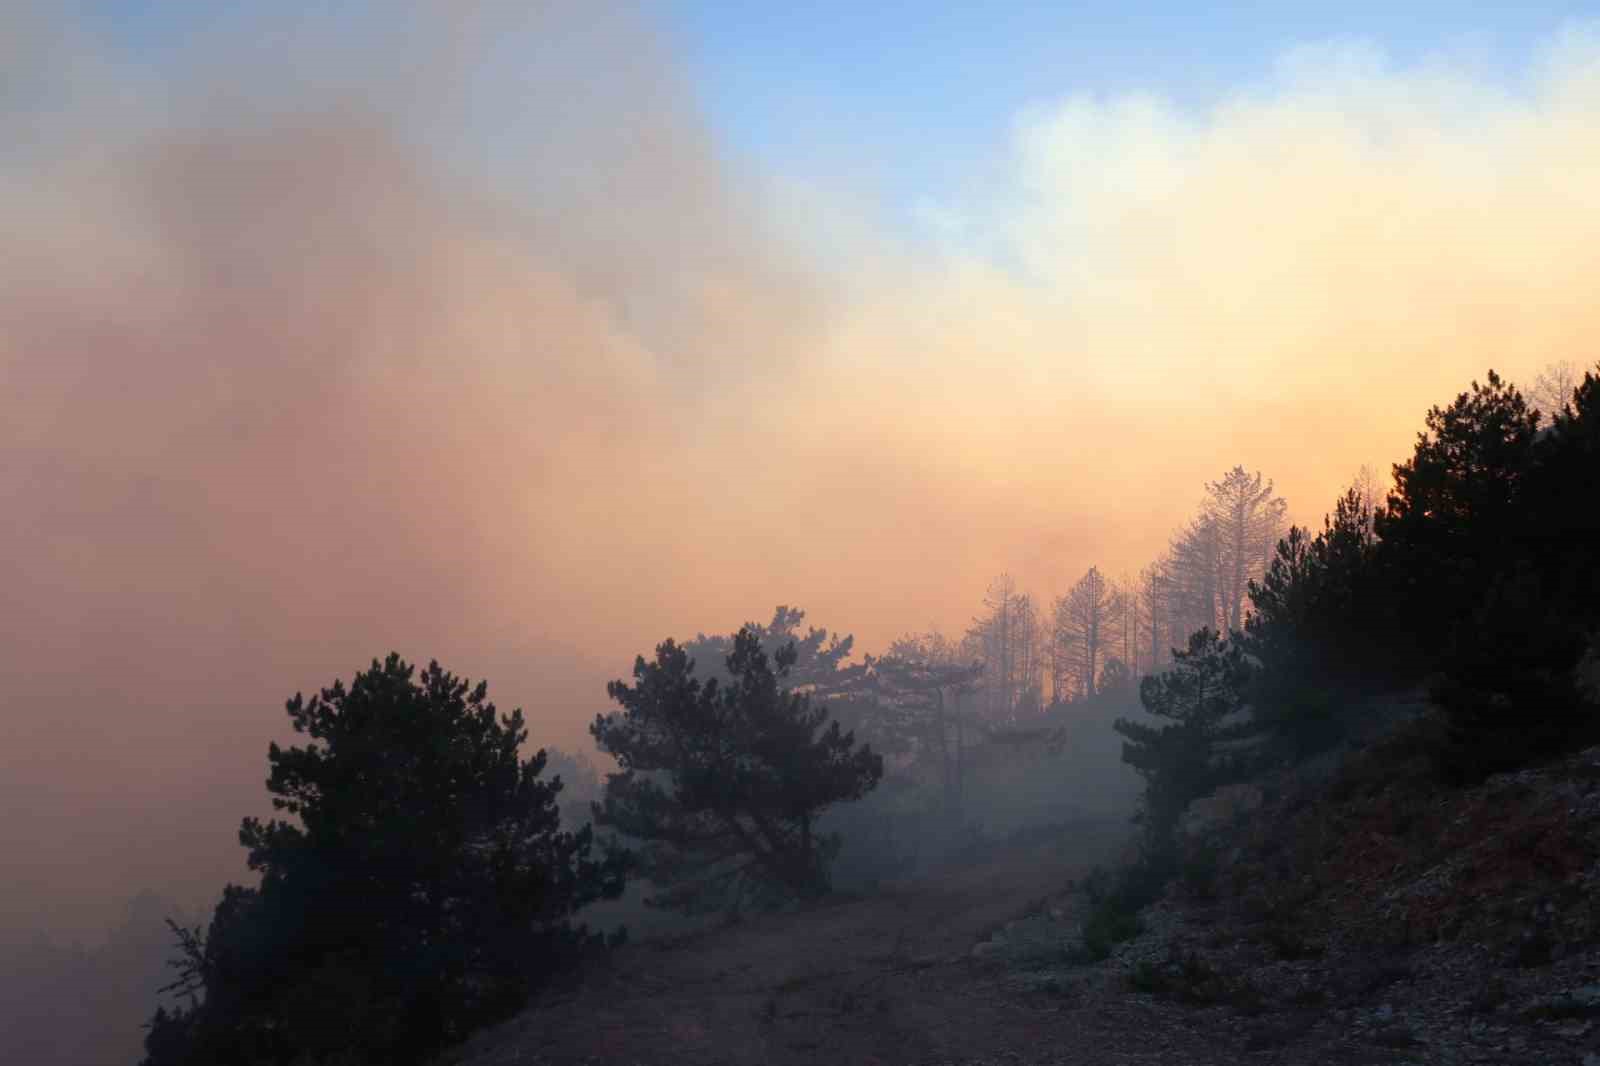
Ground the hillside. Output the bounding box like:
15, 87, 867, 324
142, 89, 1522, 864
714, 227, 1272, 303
447, 702, 1600, 1066
1071, 715, 1600, 1064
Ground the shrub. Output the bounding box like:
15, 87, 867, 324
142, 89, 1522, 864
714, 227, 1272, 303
1076, 850, 1175, 961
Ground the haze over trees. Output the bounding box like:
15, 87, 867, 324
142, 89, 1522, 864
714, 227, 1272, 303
1060, 364, 1600, 974
119, 358, 1600, 1065
1053, 566, 1121, 701
591, 629, 883, 912
1242, 487, 1381, 759
966, 575, 1044, 724
853, 633, 985, 814
677, 606, 857, 692
1, 892, 194, 1066
11, 4, 1600, 1062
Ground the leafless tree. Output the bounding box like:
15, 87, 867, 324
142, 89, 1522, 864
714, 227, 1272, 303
1349, 464, 1383, 544
1167, 515, 1220, 638
1052, 566, 1122, 700
1137, 562, 1171, 675
1011, 592, 1045, 717
873, 631, 983, 813
1116, 571, 1138, 677
1528, 359, 1583, 425
1206, 466, 1287, 633
966, 574, 1036, 724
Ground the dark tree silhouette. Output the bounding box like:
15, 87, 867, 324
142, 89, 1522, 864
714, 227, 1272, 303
1375, 370, 1540, 662
143, 654, 625, 1066
679, 605, 855, 691
1430, 565, 1595, 782
1524, 361, 1600, 625
591, 629, 883, 913
1236, 363, 1600, 779
1114, 629, 1252, 837
1244, 487, 1383, 756
1422, 363, 1600, 779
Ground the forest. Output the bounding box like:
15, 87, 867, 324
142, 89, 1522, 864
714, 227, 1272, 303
113, 359, 1599, 1066
12, 6, 1600, 1064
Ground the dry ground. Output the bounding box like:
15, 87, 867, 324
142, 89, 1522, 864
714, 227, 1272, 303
446, 819, 1404, 1066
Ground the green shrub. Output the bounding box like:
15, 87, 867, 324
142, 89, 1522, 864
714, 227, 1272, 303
1076, 850, 1176, 961
1081, 900, 1144, 961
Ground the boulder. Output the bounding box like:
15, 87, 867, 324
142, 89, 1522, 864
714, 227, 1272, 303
1177, 782, 1264, 838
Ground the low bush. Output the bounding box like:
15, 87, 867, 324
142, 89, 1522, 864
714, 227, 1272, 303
1076, 850, 1175, 961
1125, 949, 1258, 1010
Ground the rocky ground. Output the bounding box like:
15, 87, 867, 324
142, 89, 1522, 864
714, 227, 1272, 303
447, 726, 1600, 1065
991, 729, 1600, 1065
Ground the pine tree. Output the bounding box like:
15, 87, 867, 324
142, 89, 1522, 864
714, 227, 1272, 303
1113, 629, 1251, 836
591, 629, 882, 913
1375, 370, 1540, 662
861, 636, 984, 814
144, 654, 624, 1066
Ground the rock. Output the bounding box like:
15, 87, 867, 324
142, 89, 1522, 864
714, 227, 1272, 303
1373, 1024, 1421, 1048
1177, 783, 1264, 838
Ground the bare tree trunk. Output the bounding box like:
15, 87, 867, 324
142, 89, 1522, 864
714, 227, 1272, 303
1086, 615, 1098, 698
954, 690, 966, 816
937, 688, 953, 813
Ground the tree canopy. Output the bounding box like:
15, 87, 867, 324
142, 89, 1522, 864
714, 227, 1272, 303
591, 629, 883, 913
1240, 362, 1600, 779
679, 605, 855, 691
144, 654, 624, 1066
1114, 629, 1253, 837
1374, 370, 1540, 662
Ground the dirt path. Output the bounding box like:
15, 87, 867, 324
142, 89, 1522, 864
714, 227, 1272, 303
448, 821, 1291, 1066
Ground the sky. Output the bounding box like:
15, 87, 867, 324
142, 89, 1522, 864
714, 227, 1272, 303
664, 2, 1593, 234
5, 1, 1600, 940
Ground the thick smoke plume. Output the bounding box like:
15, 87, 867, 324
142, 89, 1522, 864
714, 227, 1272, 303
4, 5, 1599, 936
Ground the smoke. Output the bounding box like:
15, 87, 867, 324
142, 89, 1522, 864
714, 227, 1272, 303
3, 4, 1599, 937
0, 1, 825, 935
797, 23, 1600, 601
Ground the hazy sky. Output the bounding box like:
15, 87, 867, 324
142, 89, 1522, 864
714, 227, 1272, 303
6, 2, 1600, 938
